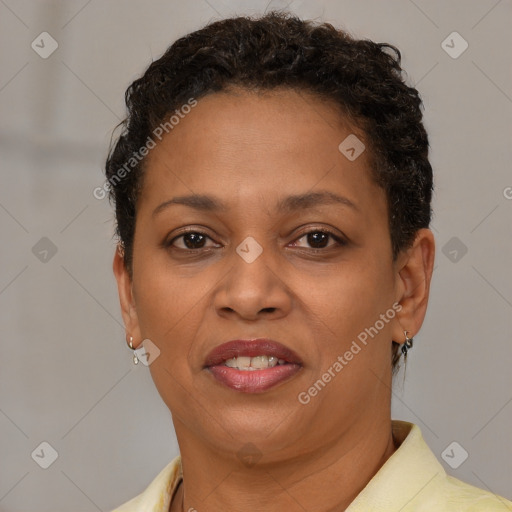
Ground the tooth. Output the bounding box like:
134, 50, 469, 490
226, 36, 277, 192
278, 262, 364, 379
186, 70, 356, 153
250, 355, 269, 369
267, 356, 278, 367
224, 357, 237, 367
222, 355, 285, 370
236, 356, 251, 369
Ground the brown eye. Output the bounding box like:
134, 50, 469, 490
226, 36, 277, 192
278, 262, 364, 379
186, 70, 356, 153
306, 231, 330, 248
181, 232, 206, 249
292, 230, 345, 250
168, 231, 218, 250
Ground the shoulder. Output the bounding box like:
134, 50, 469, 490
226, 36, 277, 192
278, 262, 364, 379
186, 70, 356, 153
393, 421, 512, 511
348, 421, 512, 511
110, 455, 182, 512
439, 474, 512, 511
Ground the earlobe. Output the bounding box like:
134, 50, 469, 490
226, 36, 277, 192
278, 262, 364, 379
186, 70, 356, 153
391, 228, 435, 346
113, 245, 142, 347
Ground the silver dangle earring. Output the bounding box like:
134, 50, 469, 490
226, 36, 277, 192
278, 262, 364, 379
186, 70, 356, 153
128, 336, 139, 365
401, 330, 414, 356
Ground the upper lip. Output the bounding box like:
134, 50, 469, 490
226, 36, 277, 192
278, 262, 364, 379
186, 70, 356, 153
204, 338, 303, 367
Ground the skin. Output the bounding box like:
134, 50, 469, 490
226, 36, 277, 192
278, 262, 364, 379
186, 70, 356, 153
113, 88, 435, 512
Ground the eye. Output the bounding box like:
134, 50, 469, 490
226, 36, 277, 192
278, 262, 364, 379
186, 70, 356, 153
290, 229, 346, 250
164, 227, 346, 253
167, 230, 219, 250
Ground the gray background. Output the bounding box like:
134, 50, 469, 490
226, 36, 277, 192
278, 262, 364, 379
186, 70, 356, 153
0, 0, 511, 510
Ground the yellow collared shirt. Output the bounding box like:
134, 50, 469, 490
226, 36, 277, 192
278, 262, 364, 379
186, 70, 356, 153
111, 420, 512, 511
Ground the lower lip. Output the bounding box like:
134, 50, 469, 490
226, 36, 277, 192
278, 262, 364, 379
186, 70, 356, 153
206, 364, 302, 393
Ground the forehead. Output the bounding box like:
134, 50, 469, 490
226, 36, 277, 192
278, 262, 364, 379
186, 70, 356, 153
164, 87, 359, 151
139, 87, 383, 216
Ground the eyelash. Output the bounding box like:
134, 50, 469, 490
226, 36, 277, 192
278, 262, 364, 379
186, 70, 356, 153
165, 227, 347, 253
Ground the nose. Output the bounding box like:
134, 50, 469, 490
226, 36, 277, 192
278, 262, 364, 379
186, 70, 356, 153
214, 240, 293, 321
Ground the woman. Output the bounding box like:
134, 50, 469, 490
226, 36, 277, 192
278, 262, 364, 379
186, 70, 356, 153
106, 11, 511, 511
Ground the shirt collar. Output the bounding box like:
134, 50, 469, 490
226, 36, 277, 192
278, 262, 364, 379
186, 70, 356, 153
119, 420, 446, 511
345, 420, 446, 510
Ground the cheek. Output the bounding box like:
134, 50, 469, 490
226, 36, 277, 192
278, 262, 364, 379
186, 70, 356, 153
131, 227, 225, 341
132, 264, 207, 406
131, 253, 207, 347
305, 260, 395, 389
299, 257, 394, 339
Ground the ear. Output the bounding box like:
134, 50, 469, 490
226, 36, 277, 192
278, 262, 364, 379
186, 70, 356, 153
391, 228, 435, 345
113, 245, 142, 348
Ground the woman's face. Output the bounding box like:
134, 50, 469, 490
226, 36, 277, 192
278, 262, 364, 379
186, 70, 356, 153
115, 88, 422, 462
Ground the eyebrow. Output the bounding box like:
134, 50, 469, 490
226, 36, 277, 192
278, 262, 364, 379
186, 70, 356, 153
152, 190, 359, 217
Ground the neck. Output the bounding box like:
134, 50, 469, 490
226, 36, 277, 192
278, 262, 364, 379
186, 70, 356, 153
170, 416, 397, 512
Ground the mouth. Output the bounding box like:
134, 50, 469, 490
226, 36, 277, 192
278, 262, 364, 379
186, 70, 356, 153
203, 338, 303, 393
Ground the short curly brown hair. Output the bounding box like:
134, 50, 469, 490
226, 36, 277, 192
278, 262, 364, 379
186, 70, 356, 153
105, 11, 433, 372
